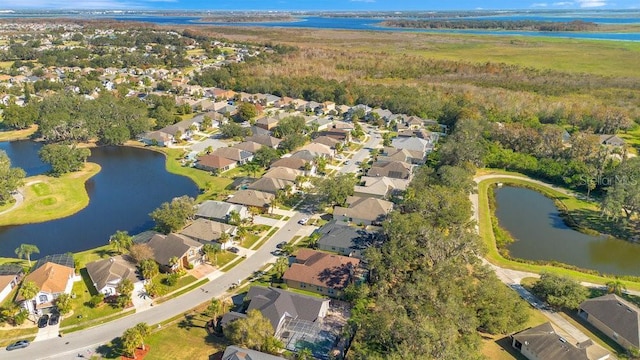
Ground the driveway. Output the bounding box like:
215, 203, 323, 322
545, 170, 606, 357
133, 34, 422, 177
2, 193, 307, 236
5, 212, 311, 360
131, 281, 153, 313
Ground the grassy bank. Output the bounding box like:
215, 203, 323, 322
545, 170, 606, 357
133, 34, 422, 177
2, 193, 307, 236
0, 162, 101, 226
0, 125, 38, 142
152, 146, 233, 202
477, 174, 640, 291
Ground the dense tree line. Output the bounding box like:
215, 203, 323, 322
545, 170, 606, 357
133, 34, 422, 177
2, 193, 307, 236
3, 92, 152, 144
345, 122, 529, 359
0, 151, 26, 204
382, 19, 598, 31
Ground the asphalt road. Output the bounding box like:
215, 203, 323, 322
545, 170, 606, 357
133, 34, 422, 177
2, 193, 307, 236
338, 130, 382, 175
4, 212, 309, 360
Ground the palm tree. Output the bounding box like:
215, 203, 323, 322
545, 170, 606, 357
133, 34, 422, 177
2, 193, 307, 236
205, 298, 222, 319
19, 281, 39, 303
606, 280, 627, 296
274, 257, 289, 280
242, 162, 261, 178
134, 322, 151, 351
297, 348, 313, 360
228, 210, 242, 226
15, 244, 39, 267
169, 256, 180, 270
236, 226, 248, 245
110, 230, 133, 254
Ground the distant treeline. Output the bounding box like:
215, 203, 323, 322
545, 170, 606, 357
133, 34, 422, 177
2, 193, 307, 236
198, 15, 296, 23
382, 19, 598, 31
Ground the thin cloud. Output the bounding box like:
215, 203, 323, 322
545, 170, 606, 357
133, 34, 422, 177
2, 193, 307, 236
553, 1, 574, 5
531, 2, 549, 6
575, 0, 608, 7
9, 0, 166, 9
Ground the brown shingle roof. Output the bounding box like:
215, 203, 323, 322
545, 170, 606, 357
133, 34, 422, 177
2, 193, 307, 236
333, 197, 394, 222
20, 262, 74, 298
263, 167, 303, 182
270, 157, 307, 171
283, 249, 360, 291
197, 154, 236, 169
85, 256, 138, 293
228, 190, 274, 208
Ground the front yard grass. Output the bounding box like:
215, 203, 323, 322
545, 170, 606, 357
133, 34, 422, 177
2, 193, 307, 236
0, 327, 38, 347
60, 269, 124, 328
153, 274, 198, 297
215, 252, 239, 268
250, 227, 280, 250
0, 162, 101, 226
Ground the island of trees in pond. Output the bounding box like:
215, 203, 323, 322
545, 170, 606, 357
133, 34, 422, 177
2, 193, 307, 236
381, 19, 599, 31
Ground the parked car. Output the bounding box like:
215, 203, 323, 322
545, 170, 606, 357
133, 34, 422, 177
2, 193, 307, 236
344, 160, 351, 165
49, 312, 60, 326
298, 218, 309, 225
228, 247, 240, 254
276, 241, 288, 249
6, 340, 30, 351
38, 314, 49, 328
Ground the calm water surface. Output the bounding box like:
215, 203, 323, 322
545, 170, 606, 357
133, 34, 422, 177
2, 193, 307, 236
495, 186, 640, 276
0, 142, 198, 258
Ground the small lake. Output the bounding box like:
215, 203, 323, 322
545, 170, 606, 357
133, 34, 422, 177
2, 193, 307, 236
0, 141, 199, 258
495, 186, 640, 277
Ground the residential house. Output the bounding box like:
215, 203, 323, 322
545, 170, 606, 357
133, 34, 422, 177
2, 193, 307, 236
233, 141, 263, 154
579, 294, 640, 351
270, 157, 313, 175
221, 286, 329, 340
249, 125, 272, 137
322, 101, 336, 113
256, 116, 280, 131
299, 142, 334, 158
369, 108, 393, 123
599, 135, 626, 147
147, 233, 204, 272
85, 256, 138, 296
283, 249, 361, 298
391, 137, 431, 155
139, 130, 174, 147
290, 150, 319, 163
18, 254, 76, 314
316, 220, 378, 259
307, 116, 333, 132
379, 147, 425, 165
245, 134, 282, 148
367, 160, 413, 180
248, 177, 295, 195
0, 264, 23, 304
212, 147, 254, 165
195, 200, 250, 223
195, 154, 237, 172
222, 346, 287, 360
318, 128, 351, 143
312, 136, 340, 149
333, 196, 394, 225
228, 190, 275, 212
353, 176, 409, 199
179, 218, 237, 249
274, 96, 294, 109
512, 322, 610, 360
263, 167, 304, 182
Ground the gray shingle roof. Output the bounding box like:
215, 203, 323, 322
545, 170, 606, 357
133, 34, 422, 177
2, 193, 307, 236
316, 220, 378, 252
222, 345, 286, 360
147, 233, 202, 266
580, 294, 640, 348
85, 256, 138, 293
196, 200, 246, 221
512, 322, 602, 360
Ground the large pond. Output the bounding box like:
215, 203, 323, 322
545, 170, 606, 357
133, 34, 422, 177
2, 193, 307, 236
495, 186, 640, 277
0, 141, 199, 258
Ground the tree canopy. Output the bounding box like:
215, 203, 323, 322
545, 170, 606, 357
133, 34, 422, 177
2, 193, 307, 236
149, 195, 196, 234
0, 150, 25, 205
39, 144, 91, 176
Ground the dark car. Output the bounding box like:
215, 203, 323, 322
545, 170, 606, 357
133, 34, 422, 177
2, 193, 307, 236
228, 247, 240, 254
38, 314, 49, 328
49, 312, 60, 326
6, 340, 30, 351
276, 241, 288, 249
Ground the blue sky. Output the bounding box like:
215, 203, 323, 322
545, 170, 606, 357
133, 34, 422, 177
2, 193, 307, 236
4, 0, 639, 10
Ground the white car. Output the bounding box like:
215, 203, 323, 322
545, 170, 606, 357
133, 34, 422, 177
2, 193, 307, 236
298, 218, 309, 225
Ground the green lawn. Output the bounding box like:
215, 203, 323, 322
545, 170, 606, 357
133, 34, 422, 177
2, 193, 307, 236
215, 252, 239, 268
74, 245, 117, 269
60, 270, 125, 328
0, 328, 38, 347
0, 162, 101, 226
250, 227, 279, 249
153, 274, 198, 298
240, 224, 271, 248
154, 147, 233, 201
477, 173, 640, 291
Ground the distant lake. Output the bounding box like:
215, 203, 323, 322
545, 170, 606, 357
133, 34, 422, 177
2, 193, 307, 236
495, 186, 640, 276
109, 14, 640, 42
0, 142, 199, 258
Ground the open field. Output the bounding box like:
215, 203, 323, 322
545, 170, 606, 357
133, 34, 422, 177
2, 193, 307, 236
201, 26, 640, 78
0, 162, 101, 226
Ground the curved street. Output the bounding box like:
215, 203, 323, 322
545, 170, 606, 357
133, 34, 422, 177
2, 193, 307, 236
4, 212, 310, 360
